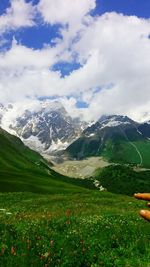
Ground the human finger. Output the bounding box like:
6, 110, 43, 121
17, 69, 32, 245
134, 193, 150, 201
140, 210, 150, 221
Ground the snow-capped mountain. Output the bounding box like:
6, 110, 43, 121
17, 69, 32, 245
0, 100, 87, 153
66, 114, 150, 163
83, 115, 138, 137
138, 121, 150, 139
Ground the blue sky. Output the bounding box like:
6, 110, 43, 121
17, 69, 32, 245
1, 0, 150, 51
0, 0, 149, 76
95, 0, 150, 18
0, 0, 150, 122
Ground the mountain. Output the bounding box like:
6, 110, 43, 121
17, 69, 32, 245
138, 121, 150, 139
66, 115, 150, 167
0, 100, 86, 153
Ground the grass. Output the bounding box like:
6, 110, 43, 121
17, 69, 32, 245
0, 191, 150, 266
133, 141, 150, 168
102, 139, 150, 168
0, 128, 95, 193
1, 128, 150, 266
66, 129, 150, 168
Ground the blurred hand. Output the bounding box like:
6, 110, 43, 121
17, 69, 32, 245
134, 193, 150, 221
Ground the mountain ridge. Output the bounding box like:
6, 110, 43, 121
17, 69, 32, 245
66, 115, 150, 167
0, 100, 87, 153
0, 102, 150, 160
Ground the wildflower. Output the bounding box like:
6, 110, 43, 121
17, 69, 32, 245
43, 252, 50, 258
50, 240, 54, 245
11, 246, 15, 254
66, 209, 71, 216
82, 247, 86, 253
11, 246, 16, 255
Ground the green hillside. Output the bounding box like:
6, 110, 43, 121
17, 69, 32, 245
0, 128, 150, 266
66, 132, 150, 168
102, 138, 150, 168
94, 165, 150, 195
0, 128, 93, 193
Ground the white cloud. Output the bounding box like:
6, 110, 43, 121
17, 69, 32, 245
0, 38, 58, 69
38, 0, 96, 25
0, 6, 150, 123
61, 13, 150, 121
0, 0, 35, 34
37, 0, 96, 59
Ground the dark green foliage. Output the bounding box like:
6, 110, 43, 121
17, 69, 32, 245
66, 136, 101, 159
95, 165, 150, 195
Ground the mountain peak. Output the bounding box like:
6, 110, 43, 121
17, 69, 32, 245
40, 100, 65, 111
98, 115, 136, 129
0, 100, 85, 153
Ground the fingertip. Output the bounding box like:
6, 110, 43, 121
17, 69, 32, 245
139, 210, 150, 221
140, 210, 146, 216
134, 193, 141, 198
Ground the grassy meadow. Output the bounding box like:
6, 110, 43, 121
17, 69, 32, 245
0, 191, 150, 267
0, 128, 150, 266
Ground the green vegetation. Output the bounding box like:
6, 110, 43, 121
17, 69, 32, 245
0, 128, 95, 193
66, 131, 150, 168
1, 128, 150, 266
66, 136, 101, 159
0, 191, 150, 267
102, 139, 150, 168
94, 165, 150, 195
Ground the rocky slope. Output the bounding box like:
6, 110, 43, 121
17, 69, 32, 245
0, 100, 86, 153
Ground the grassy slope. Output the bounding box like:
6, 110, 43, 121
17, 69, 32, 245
0, 128, 94, 193
66, 130, 150, 168
94, 165, 150, 195
1, 129, 150, 266
102, 139, 150, 168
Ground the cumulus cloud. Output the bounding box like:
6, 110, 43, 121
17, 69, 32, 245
38, 0, 96, 25
62, 13, 150, 121
0, 1, 150, 123
0, 0, 35, 34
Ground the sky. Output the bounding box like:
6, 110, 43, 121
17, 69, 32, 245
0, 0, 150, 122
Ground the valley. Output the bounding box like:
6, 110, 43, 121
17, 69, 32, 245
50, 156, 110, 178
0, 108, 150, 266
0, 1, 150, 266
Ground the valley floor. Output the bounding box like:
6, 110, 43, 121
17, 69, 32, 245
50, 157, 110, 178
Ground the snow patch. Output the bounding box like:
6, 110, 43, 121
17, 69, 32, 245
23, 135, 45, 152
137, 129, 142, 135
101, 120, 130, 129
47, 139, 69, 152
